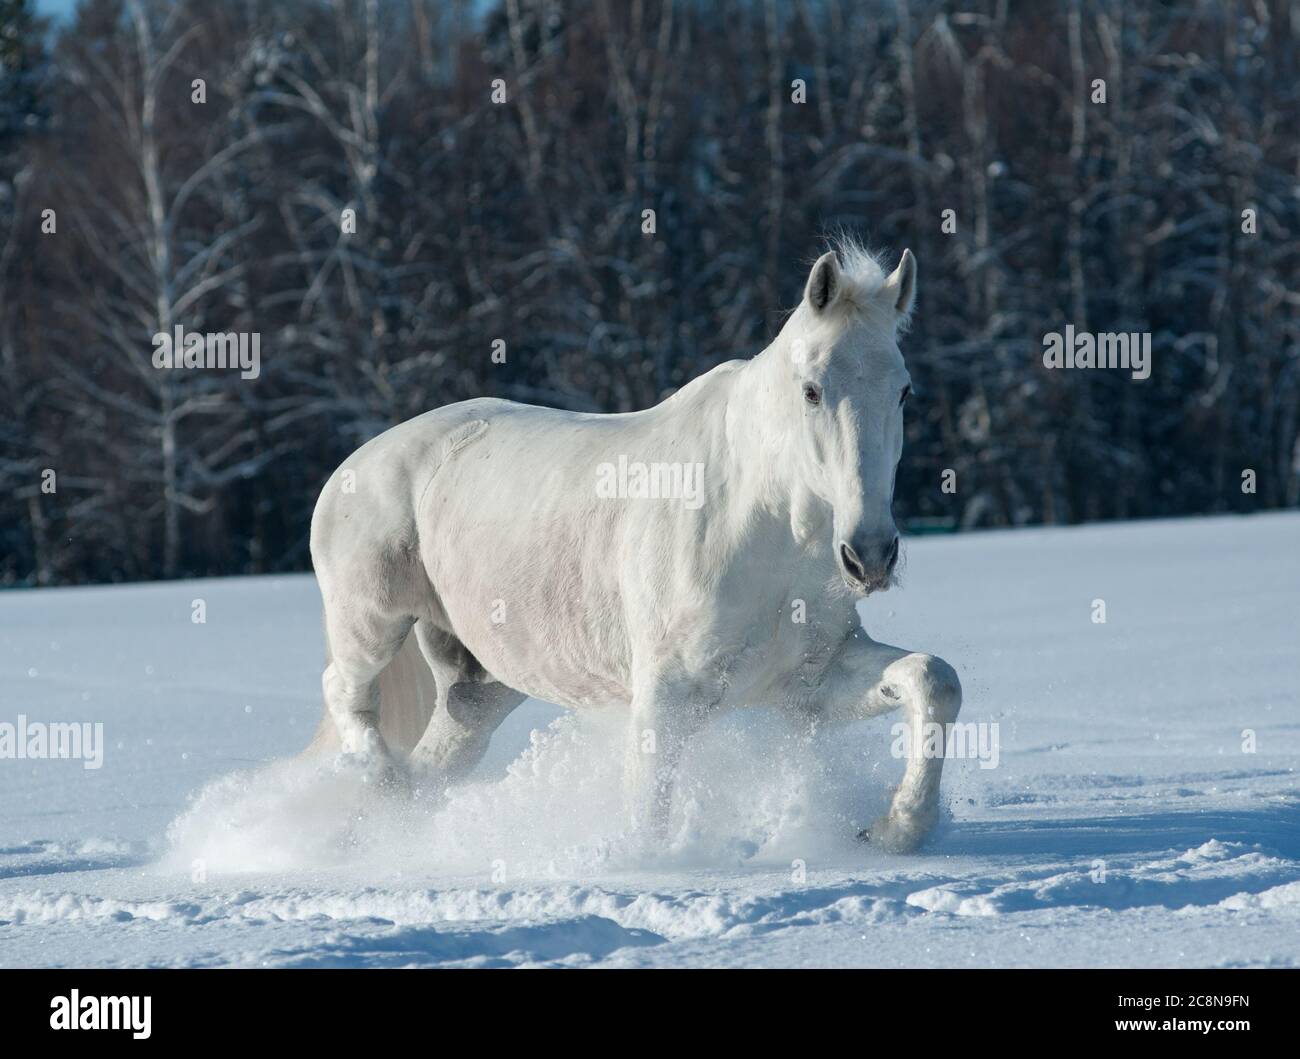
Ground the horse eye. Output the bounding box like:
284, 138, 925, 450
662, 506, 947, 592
803, 384, 821, 405
899, 385, 912, 407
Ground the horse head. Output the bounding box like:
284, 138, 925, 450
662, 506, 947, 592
780, 240, 916, 594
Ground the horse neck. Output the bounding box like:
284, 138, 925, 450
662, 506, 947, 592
722, 337, 826, 544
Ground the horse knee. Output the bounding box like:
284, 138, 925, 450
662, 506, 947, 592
887, 653, 961, 721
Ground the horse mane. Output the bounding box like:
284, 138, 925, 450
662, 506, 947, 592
821, 232, 911, 332
770, 234, 908, 333
826, 232, 888, 296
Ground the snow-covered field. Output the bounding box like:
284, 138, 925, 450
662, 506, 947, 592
1, 514, 1297, 968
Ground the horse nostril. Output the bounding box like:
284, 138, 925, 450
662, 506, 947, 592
839, 542, 867, 583
885, 536, 900, 569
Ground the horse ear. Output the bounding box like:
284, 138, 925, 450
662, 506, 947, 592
804, 251, 841, 313
884, 248, 917, 319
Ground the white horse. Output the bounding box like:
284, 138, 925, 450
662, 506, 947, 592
305, 239, 961, 852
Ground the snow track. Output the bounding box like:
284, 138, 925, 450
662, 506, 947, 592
1, 514, 1297, 966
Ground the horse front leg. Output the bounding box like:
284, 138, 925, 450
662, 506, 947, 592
815, 627, 963, 852
623, 676, 718, 845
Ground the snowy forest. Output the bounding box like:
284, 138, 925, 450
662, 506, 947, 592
1, 0, 1296, 586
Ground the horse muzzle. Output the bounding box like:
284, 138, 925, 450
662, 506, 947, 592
838, 535, 899, 593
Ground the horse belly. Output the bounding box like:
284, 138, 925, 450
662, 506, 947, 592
443, 576, 632, 709
418, 432, 634, 709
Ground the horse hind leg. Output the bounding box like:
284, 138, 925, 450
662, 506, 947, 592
409, 681, 526, 789
407, 621, 525, 789
320, 602, 414, 789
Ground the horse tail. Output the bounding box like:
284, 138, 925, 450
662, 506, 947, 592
301, 614, 441, 759
374, 623, 441, 755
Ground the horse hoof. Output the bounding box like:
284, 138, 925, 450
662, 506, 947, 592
404, 762, 453, 804
334, 752, 409, 796
861, 813, 932, 853
372, 763, 410, 796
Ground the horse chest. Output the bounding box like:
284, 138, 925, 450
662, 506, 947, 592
696, 570, 853, 706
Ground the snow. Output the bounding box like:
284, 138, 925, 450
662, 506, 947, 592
1, 512, 1297, 967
